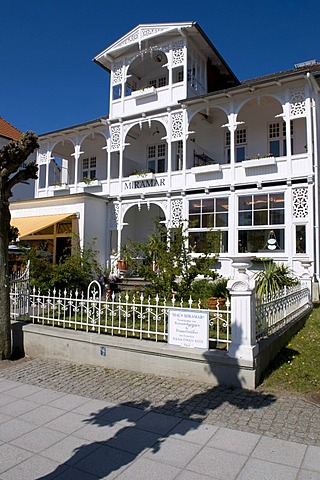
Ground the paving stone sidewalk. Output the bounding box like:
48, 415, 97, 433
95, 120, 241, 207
0, 357, 319, 447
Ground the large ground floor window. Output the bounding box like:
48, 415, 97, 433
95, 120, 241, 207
238, 192, 285, 252
188, 197, 229, 253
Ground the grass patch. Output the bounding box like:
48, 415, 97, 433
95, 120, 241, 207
260, 304, 320, 393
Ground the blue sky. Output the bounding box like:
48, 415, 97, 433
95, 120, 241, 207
1, 0, 319, 134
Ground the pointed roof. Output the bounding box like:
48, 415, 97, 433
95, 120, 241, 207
93, 22, 239, 85
95, 22, 194, 61
0, 117, 22, 141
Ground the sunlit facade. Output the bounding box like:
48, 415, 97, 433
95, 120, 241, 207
10, 23, 320, 294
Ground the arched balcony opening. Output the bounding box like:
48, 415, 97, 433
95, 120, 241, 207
122, 203, 166, 247
124, 50, 168, 98
237, 96, 307, 161
187, 107, 228, 169
79, 133, 107, 183
123, 121, 167, 177
43, 140, 75, 188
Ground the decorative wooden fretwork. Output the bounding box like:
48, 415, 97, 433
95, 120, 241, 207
38, 146, 48, 164
112, 60, 124, 85
141, 27, 165, 38
171, 199, 183, 227
290, 87, 306, 117
292, 187, 308, 218
171, 112, 184, 140
117, 31, 140, 48
110, 125, 121, 152
109, 203, 119, 230
172, 40, 184, 66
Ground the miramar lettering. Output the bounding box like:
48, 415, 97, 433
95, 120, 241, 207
124, 178, 166, 189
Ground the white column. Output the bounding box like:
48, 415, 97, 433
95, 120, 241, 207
119, 121, 124, 192
71, 145, 84, 193
167, 110, 172, 190
45, 151, 50, 194
34, 151, 41, 197
284, 102, 292, 177
182, 106, 187, 189
227, 256, 258, 362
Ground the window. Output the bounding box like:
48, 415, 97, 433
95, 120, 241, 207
269, 121, 293, 157
113, 85, 122, 100
175, 140, 183, 170
173, 68, 184, 84
188, 197, 229, 253
225, 129, 247, 163
238, 193, 285, 252
82, 157, 96, 180
148, 76, 168, 88
147, 144, 165, 173
296, 225, 306, 253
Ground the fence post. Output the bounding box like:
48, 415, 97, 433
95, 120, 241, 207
227, 256, 258, 362
299, 259, 313, 298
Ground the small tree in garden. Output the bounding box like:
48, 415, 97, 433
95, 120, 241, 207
0, 132, 39, 360
51, 240, 101, 293
126, 224, 220, 299
27, 238, 102, 293
255, 262, 299, 297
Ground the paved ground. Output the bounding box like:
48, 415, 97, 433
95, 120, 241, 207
0, 357, 319, 479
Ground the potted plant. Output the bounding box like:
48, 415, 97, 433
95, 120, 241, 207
117, 244, 132, 273
205, 276, 229, 308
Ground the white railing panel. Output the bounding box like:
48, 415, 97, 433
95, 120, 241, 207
256, 285, 312, 340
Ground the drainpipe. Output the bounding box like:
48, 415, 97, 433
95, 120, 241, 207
306, 72, 320, 295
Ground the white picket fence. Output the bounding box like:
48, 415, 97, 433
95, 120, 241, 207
10, 273, 312, 353
24, 281, 231, 349
255, 285, 312, 340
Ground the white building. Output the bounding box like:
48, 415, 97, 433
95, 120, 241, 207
10, 22, 320, 295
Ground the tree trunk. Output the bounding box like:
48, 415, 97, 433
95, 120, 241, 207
0, 193, 11, 359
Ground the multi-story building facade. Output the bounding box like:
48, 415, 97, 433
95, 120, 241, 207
10, 22, 320, 295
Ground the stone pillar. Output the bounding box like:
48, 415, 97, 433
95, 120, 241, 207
227, 256, 258, 362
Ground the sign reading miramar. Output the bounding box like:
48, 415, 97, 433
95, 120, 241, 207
124, 177, 166, 189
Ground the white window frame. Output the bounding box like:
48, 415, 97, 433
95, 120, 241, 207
268, 121, 293, 157
147, 143, 166, 173
237, 192, 285, 253
225, 128, 247, 163
82, 157, 97, 180
188, 197, 229, 253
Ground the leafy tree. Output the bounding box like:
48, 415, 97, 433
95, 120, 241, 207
127, 224, 219, 299
0, 132, 38, 359
27, 247, 55, 292
50, 240, 101, 293
26, 238, 101, 294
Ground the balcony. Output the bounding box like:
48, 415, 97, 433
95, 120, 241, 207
131, 86, 157, 100
78, 179, 102, 189
242, 156, 276, 169
191, 151, 222, 175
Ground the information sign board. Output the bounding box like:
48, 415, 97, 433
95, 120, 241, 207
168, 309, 209, 349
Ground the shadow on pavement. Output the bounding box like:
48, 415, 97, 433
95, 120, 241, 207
36, 323, 276, 479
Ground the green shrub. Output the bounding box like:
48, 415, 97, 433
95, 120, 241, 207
191, 276, 229, 302
255, 262, 299, 297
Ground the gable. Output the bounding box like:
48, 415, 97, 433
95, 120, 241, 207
0, 117, 22, 141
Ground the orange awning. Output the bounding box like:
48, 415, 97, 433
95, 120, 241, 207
11, 214, 74, 238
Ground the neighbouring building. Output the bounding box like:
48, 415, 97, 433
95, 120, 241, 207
10, 22, 320, 296
0, 116, 36, 201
